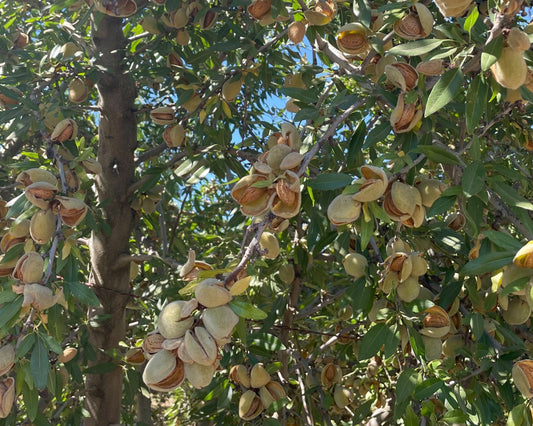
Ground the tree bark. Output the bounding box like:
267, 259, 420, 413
85, 14, 137, 426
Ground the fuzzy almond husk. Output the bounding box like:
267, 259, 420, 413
420, 305, 451, 338
352, 165, 388, 202
143, 349, 185, 391
12, 251, 44, 284
30, 209, 57, 245
163, 124, 186, 148
259, 381, 286, 409
230, 364, 251, 388
259, 232, 280, 259
336, 23, 369, 55
150, 107, 175, 125
22, 284, 62, 310
491, 47, 528, 90
390, 94, 423, 133
0, 345, 15, 376
184, 362, 216, 389
57, 347, 78, 363
183, 327, 218, 366
304, 0, 337, 26
0, 220, 30, 253
201, 305, 239, 343
321, 363, 342, 387
195, 278, 232, 307
94, 0, 137, 17
513, 359, 533, 399
51, 118, 78, 143
16, 168, 57, 188
68, 78, 88, 103
327, 194, 361, 226
142, 332, 166, 357
385, 62, 418, 92
250, 363, 271, 388
239, 390, 264, 420
157, 300, 195, 339
433, 0, 472, 17
514, 241, 533, 268
393, 3, 433, 40
416, 59, 445, 76
288, 21, 306, 44
0, 377, 15, 419
231, 174, 272, 217
502, 296, 531, 325
54, 196, 88, 227
343, 253, 367, 279
25, 182, 58, 210
81, 158, 103, 175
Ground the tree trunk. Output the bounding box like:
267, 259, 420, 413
85, 14, 137, 426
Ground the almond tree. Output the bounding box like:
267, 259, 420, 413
1, 0, 533, 424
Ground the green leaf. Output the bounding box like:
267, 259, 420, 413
22, 382, 39, 421
464, 6, 479, 33
504, 278, 531, 302
425, 68, 464, 117
83, 362, 117, 375
462, 161, 485, 197
413, 377, 444, 400
427, 196, 456, 217
490, 180, 533, 211
250, 333, 286, 352
353, 0, 372, 28
364, 121, 392, 148
414, 145, 461, 165
481, 35, 504, 71
67, 280, 100, 307
42, 334, 63, 355
469, 312, 485, 340
482, 230, 522, 251
280, 87, 320, 104
466, 76, 487, 134
358, 323, 397, 360
17, 333, 35, 360
5, 193, 29, 220
347, 121, 366, 165
405, 404, 419, 426
229, 300, 268, 320
360, 208, 374, 250
394, 368, 418, 420
30, 337, 49, 390
507, 402, 531, 426
1, 243, 24, 265
0, 296, 23, 329
465, 196, 484, 235
443, 409, 469, 423
461, 250, 514, 276
307, 173, 352, 191
388, 39, 448, 56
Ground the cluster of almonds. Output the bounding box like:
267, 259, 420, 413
230, 123, 303, 219
128, 251, 248, 391
150, 107, 186, 148
230, 363, 287, 420
328, 166, 446, 229
379, 238, 428, 303
1, 118, 94, 310
490, 27, 531, 91
490, 241, 533, 325
0, 344, 15, 418
320, 362, 354, 412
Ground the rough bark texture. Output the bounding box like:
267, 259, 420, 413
85, 14, 137, 426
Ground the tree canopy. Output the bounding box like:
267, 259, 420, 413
2, 0, 533, 424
